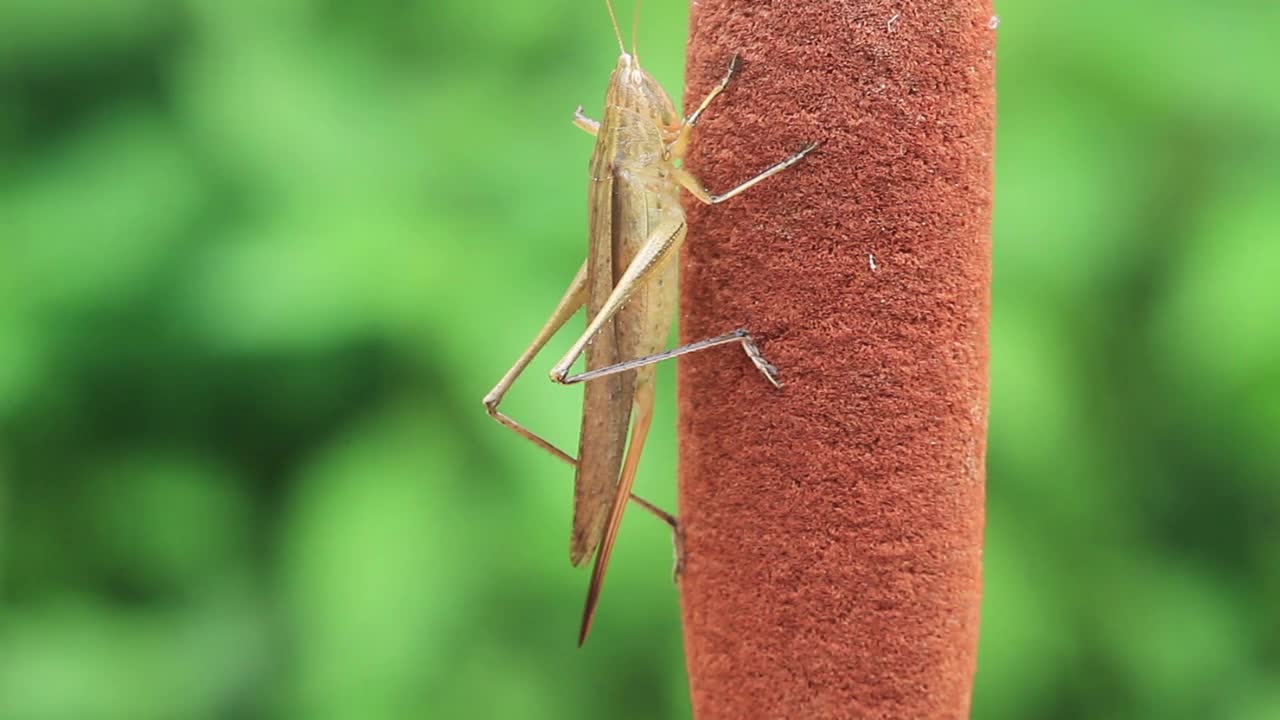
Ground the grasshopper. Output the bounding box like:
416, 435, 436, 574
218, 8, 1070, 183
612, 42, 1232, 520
482, 0, 816, 645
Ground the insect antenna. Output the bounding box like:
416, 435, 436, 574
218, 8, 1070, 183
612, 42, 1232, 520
604, 0, 627, 56
631, 0, 642, 61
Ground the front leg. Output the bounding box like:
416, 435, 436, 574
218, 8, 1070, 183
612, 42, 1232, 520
670, 54, 740, 158
573, 105, 600, 136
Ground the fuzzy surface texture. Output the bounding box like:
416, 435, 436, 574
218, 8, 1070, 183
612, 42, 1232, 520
677, 1, 995, 718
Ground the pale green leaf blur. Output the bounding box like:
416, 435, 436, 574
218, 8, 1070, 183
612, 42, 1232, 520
1, 1, 1276, 719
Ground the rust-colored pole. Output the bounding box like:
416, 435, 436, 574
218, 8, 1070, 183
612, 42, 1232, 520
677, 1, 994, 718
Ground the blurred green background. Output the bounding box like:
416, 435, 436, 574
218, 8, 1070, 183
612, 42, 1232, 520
1, 0, 1277, 718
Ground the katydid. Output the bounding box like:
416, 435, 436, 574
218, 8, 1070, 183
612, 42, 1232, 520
482, 0, 816, 645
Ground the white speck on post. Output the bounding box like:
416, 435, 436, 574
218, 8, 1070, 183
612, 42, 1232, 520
869, 253, 878, 272
887, 14, 899, 32
988, 15, 1000, 30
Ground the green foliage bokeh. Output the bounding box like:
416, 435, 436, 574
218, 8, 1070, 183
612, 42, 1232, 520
1, 1, 1277, 718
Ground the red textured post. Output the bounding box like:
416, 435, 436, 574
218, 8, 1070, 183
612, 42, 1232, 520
677, 1, 994, 718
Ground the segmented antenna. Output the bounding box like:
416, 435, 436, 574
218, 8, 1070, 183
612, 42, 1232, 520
604, 0, 626, 55
632, 0, 642, 60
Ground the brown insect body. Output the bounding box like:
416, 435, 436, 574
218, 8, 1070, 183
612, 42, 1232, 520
481, 5, 815, 645
572, 53, 684, 570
